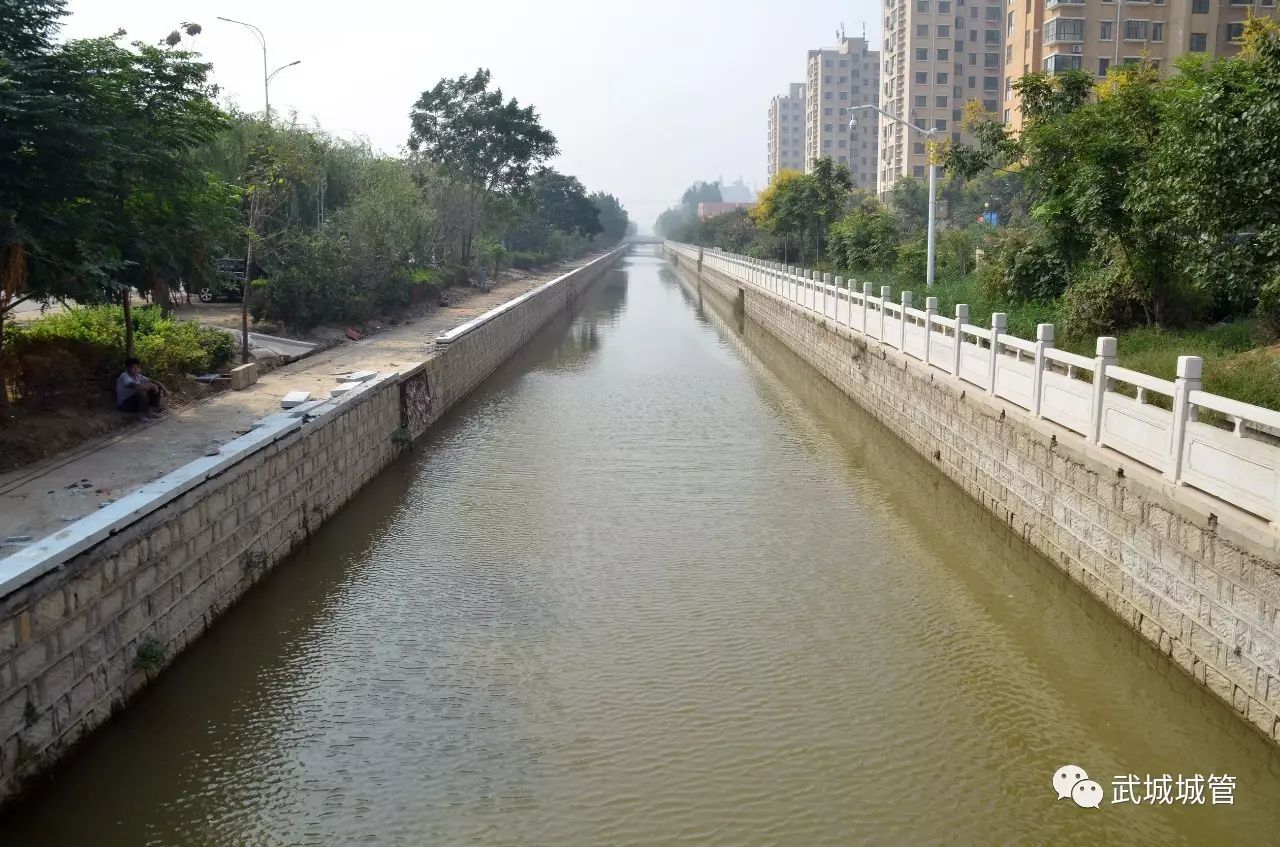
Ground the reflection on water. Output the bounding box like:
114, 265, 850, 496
5, 250, 1280, 846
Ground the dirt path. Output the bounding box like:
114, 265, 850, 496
0, 257, 600, 544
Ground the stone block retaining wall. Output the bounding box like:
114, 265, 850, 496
0, 248, 624, 807
673, 250, 1280, 746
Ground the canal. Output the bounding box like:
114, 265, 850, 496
5, 250, 1280, 845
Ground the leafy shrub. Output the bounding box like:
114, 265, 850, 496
977, 227, 1069, 302
511, 251, 548, 269
1257, 274, 1280, 333
3, 305, 233, 407
892, 239, 928, 288
829, 207, 899, 271
1058, 263, 1147, 339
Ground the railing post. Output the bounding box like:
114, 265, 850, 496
835, 276, 846, 324
988, 312, 1007, 395
697, 246, 704, 273
924, 296, 938, 365
900, 291, 912, 350
953, 304, 969, 377
880, 286, 891, 342
862, 282, 874, 335
1032, 323, 1053, 417
1090, 336, 1117, 445
823, 273, 832, 317
1168, 355, 1203, 482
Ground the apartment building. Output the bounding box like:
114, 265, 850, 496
768, 83, 807, 178
1006, 0, 1278, 128
879, 0, 1006, 198
804, 36, 881, 193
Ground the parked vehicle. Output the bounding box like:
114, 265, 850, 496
194, 259, 265, 303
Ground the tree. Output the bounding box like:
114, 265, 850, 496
1, 4, 235, 377
407, 69, 558, 264
752, 170, 817, 263
590, 192, 630, 244
888, 176, 930, 233
1135, 18, 1280, 319
808, 157, 855, 260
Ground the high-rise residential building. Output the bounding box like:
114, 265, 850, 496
1005, 0, 1279, 129
879, 0, 1006, 198
804, 36, 881, 193
768, 83, 807, 178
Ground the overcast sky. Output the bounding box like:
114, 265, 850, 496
65, 0, 882, 231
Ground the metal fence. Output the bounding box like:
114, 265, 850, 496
668, 241, 1280, 524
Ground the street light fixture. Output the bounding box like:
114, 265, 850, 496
216, 16, 300, 124
851, 104, 939, 287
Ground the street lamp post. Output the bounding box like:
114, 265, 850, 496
851, 104, 938, 287
216, 16, 300, 123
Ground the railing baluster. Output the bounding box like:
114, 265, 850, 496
1168, 355, 1203, 482
1032, 323, 1054, 418
953, 304, 968, 377
1090, 337, 1117, 445
988, 312, 1006, 395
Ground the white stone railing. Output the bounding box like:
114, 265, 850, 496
668, 241, 1280, 526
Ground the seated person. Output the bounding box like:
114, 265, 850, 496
115, 357, 166, 420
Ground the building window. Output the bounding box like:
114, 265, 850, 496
1189, 32, 1207, 51
986, 5, 1001, 20
982, 98, 998, 111
824, 75, 833, 83
824, 123, 833, 131
914, 94, 927, 107
839, 91, 849, 100
918, 0, 931, 9
985, 51, 1000, 67
914, 166, 926, 177
983, 74, 999, 90
916, 47, 929, 60
913, 141, 926, 154
917, 23, 930, 36
838, 76, 848, 83
968, 75, 976, 87
1125, 19, 1149, 40
840, 60, 849, 67
1044, 18, 1085, 43
825, 59, 833, 67
1098, 57, 1111, 74
839, 139, 848, 148
1043, 54, 1083, 72
824, 107, 833, 115
1005, 44, 1013, 62
824, 91, 833, 99
985, 29, 1001, 44
1003, 108, 1011, 123
934, 118, 948, 130
939, 0, 952, 10
936, 95, 949, 106
1226, 21, 1245, 41
937, 71, 950, 83
1151, 22, 1163, 41
938, 48, 951, 60
916, 71, 929, 84
1192, 0, 1209, 10
1007, 11, 1015, 34
1100, 20, 1113, 40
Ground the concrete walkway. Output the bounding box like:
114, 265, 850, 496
0, 257, 600, 545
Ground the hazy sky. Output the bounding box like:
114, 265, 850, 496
65, 0, 882, 230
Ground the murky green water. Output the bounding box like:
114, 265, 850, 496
5, 250, 1280, 845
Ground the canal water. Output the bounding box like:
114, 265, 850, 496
5, 250, 1280, 845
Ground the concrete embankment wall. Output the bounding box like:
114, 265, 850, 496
670, 249, 1280, 745
0, 248, 624, 807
